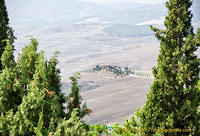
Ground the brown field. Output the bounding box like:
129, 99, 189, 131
80, 71, 153, 125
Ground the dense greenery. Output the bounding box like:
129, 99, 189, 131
54, 109, 88, 136
0, 39, 66, 135
136, 0, 200, 135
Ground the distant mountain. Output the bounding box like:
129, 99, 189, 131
6, 0, 199, 29
6, 0, 167, 27
104, 24, 153, 37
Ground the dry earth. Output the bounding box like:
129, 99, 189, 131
79, 71, 153, 125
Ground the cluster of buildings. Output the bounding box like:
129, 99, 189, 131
93, 64, 131, 78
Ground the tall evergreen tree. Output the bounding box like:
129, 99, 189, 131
17, 38, 39, 92
0, 39, 67, 135
14, 51, 66, 135
0, 0, 16, 71
46, 51, 66, 118
136, 0, 200, 135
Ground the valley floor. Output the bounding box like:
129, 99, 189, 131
80, 71, 153, 126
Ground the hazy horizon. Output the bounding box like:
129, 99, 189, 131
6, 0, 168, 28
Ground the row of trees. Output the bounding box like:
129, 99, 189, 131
0, 0, 200, 135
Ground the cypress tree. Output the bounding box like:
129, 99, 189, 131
136, 0, 200, 135
66, 73, 92, 119
15, 51, 66, 135
0, 0, 16, 71
18, 52, 51, 135
17, 38, 39, 93
0, 39, 67, 135
46, 51, 66, 118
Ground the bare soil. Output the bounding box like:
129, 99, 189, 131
80, 71, 153, 126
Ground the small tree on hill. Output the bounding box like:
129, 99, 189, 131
66, 73, 92, 119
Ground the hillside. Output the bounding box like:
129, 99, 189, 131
76, 70, 154, 125
13, 24, 160, 81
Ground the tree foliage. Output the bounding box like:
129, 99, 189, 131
111, 116, 138, 136
88, 123, 107, 136
0, 39, 66, 135
54, 109, 88, 136
0, 40, 19, 114
136, 0, 200, 135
